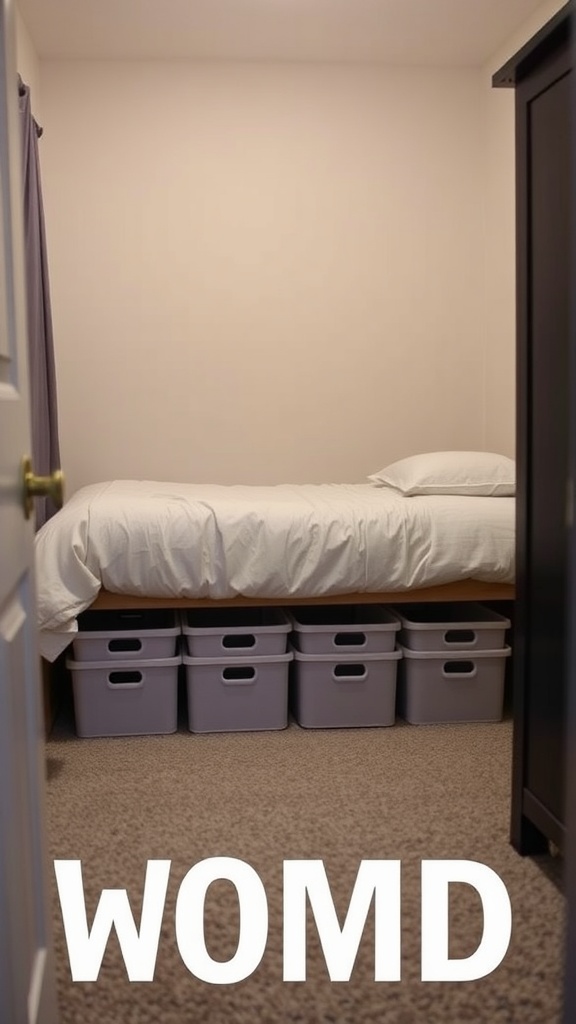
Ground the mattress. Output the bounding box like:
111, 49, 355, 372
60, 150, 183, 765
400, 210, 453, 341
34, 480, 515, 660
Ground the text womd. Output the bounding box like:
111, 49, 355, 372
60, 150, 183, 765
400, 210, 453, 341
53, 857, 512, 984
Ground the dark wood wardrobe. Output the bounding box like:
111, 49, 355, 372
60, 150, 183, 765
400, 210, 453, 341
493, 2, 573, 856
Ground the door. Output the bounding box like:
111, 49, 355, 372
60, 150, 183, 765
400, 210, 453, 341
565, 520, 576, 1006
0, 0, 59, 1021
521, 56, 571, 845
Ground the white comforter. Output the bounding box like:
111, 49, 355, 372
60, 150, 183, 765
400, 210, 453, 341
35, 480, 515, 660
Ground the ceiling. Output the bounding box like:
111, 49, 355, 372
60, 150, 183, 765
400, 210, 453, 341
18, 0, 552, 65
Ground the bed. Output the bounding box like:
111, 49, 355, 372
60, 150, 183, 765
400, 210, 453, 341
35, 457, 515, 662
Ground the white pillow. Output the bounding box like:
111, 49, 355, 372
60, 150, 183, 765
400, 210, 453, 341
368, 451, 515, 497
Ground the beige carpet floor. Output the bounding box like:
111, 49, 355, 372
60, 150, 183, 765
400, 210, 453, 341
45, 700, 565, 1024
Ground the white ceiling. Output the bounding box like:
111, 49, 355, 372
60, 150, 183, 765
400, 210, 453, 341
18, 0, 550, 65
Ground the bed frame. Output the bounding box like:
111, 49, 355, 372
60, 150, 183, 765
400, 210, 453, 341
90, 579, 515, 610
42, 579, 514, 735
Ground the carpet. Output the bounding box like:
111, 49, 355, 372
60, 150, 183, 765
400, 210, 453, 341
45, 702, 565, 1023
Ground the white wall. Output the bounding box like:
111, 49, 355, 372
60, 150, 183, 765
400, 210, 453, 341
481, 0, 567, 456
40, 61, 485, 494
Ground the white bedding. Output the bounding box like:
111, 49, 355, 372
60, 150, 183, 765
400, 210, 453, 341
35, 480, 515, 660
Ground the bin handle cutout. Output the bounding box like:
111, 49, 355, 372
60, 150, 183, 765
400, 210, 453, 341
442, 660, 477, 678
332, 663, 367, 681
221, 666, 257, 685
108, 638, 142, 653
443, 629, 477, 646
334, 632, 366, 647
107, 670, 144, 689
222, 634, 256, 649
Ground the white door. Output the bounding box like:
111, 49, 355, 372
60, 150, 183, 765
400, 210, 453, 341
0, 0, 59, 1021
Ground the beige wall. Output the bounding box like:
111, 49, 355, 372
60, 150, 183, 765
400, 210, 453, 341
481, 75, 515, 457
40, 62, 485, 494
15, 5, 40, 115
36, 0, 568, 495
481, 0, 567, 456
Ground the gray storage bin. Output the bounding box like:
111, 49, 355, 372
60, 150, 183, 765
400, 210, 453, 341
72, 609, 180, 662
66, 654, 180, 737
183, 651, 292, 733
393, 603, 510, 652
288, 605, 400, 655
397, 644, 511, 724
182, 607, 291, 657
290, 644, 401, 728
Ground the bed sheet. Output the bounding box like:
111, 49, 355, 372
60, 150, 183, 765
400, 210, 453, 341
34, 480, 515, 660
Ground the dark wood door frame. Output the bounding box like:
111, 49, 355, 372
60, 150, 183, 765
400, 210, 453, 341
563, 11, 576, 1019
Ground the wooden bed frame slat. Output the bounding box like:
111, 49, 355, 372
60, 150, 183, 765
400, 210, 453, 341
91, 580, 515, 610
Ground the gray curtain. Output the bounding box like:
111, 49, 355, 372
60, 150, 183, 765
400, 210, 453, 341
18, 76, 60, 529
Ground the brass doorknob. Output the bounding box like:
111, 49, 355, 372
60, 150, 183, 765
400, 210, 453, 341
22, 455, 64, 520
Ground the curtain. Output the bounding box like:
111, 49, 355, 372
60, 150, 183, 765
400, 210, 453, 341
18, 76, 61, 529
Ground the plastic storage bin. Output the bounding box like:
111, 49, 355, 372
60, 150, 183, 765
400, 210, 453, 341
290, 645, 401, 728
397, 644, 512, 724
183, 651, 292, 733
66, 654, 180, 737
288, 605, 400, 655
182, 608, 291, 657
72, 609, 181, 662
392, 603, 510, 652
